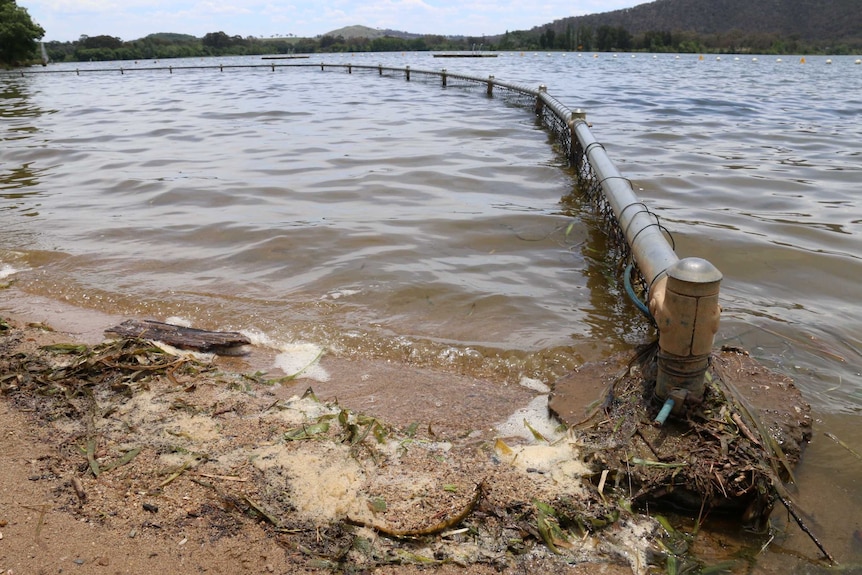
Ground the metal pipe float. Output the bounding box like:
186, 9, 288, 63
570, 115, 679, 287
570, 113, 722, 416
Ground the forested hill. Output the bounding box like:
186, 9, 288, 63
532, 0, 861, 52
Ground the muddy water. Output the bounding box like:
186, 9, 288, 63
2, 52, 861, 568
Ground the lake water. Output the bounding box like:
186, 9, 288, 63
2, 52, 861, 568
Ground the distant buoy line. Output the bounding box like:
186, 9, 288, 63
5, 60, 709, 328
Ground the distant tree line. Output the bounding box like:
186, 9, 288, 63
40, 23, 857, 65
499, 24, 857, 55
42, 32, 491, 63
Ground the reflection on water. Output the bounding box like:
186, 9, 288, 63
1, 53, 862, 566
1, 163, 44, 192
1, 80, 48, 230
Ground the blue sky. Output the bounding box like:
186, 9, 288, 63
23, 0, 643, 43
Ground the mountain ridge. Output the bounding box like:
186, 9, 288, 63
534, 0, 861, 48
321, 0, 861, 51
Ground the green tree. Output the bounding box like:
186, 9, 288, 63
202, 31, 232, 49
596, 25, 615, 51
80, 34, 123, 49
577, 25, 594, 51
0, 0, 45, 66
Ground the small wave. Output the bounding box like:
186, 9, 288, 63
0, 263, 26, 280
323, 288, 363, 300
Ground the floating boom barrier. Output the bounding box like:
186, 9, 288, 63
4, 61, 723, 415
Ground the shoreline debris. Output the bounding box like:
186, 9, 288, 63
105, 319, 250, 355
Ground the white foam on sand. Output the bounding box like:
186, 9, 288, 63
251, 441, 365, 523
241, 328, 330, 382
273, 342, 329, 382
495, 394, 562, 442
519, 376, 550, 394
494, 394, 593, 496
495, 437, 591, 497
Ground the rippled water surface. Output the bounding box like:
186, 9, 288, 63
2, 52, 861, 566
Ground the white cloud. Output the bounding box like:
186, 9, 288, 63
24, 0, 642, 42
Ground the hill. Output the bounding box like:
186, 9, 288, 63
322, 25, 425, 40
533, 0, 862, 51
143, 32, 199, 43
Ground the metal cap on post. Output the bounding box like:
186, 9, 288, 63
568, 110, 587, 167
651, 257, 722, 416
535, 85, 547, 116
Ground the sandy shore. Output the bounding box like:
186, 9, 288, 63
0, 289, 642, 575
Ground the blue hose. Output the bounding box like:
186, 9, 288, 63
624, 262, 654, 322
654, 398, 675, 425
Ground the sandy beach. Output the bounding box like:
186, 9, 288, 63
0, 290, 643, 575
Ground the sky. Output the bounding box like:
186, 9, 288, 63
22, 0, 643, 43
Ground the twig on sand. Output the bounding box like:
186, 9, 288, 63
101, 446, 142, 473
70, 476, 87, 504
244, 496, 281, 527
196, 472, 248, 482
346, 482, 484, 538
20, 503, 51, 542
85, 436, 100, 477
157, 458, 198, 489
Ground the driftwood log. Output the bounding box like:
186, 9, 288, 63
105, 319, 250, 355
